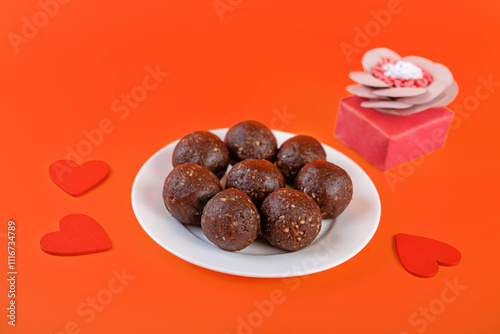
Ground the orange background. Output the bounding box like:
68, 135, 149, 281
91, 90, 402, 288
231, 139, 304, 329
1, 0, 500, 333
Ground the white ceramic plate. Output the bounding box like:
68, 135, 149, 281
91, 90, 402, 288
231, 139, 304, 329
131, 129, 381, 278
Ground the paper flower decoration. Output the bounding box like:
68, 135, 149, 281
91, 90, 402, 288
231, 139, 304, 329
347, 48, 458, 115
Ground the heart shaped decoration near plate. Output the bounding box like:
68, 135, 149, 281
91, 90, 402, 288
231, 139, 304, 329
131, 129, 381, 278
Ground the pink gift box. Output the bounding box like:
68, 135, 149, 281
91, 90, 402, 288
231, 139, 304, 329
335, 96, 453, 171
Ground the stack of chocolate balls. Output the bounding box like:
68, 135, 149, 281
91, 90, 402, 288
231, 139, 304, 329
162, 120, 353, 252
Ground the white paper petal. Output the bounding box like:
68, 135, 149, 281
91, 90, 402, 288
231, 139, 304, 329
403, 56, 453, 86
404, 95, 445, 114
398, 80, 447, 104
430, 81, 458, 107
374, 108, 418, 116
379, 90, 452, 115
401, 56, 435, 71
362, 48, 401, 73
373, 87, 427, 98
349, 72, 390, 87
346, 85, 379, 98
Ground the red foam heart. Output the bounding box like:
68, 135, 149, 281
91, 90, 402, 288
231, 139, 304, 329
40, 214, 112, 256
396, 233, 461, 278
49, 160, 110, 197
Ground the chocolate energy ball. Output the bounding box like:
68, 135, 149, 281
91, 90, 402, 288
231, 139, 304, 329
163, 163, 222, 225
294, 159, 353, 219
225, 159, 285, 207
260, 188, 321, 251
224, 120, 277, 161
172, 131, 230, 174
201, 188, 260, 252
276, 135, 326, 181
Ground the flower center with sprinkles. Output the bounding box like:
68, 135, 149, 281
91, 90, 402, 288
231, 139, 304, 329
383, 61, 422, 80
371, 57, 433, 88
